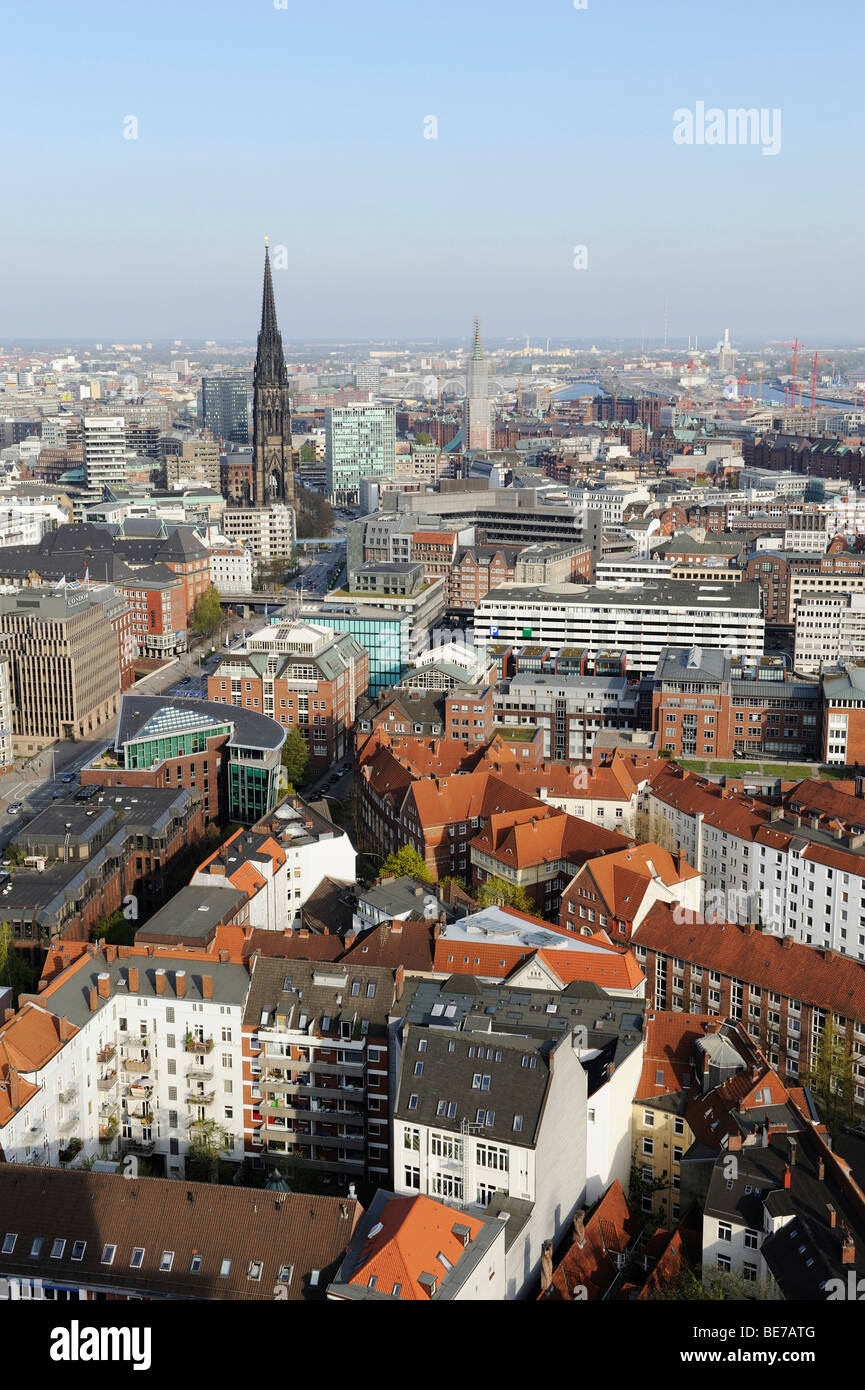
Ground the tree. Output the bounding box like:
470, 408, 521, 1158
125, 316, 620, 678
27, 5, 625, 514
89, 909, 136, 946
649, 1266, 772, 1301
299, 442, 316, 462
379, 845, 432, 883
280, 725, 310, 789
477, 876, 531, 913
296, 485, 333, 539
804, 1018, 856, 1139
192, 585, 222, 639
414, 431, 431, 445
187, 1119, 231, 1184
0, 921, 32, 1004
4, 846, 26, 867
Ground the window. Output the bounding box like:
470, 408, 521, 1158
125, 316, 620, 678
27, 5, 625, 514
101, 1244, 116, 1266
71, 1241, 86, 1262
1, 1234, 16, 1255
717, 1254, 732, 1273
407, 1095, 418, 1111
673, 1117, 685, 1136
404, 1166, 420, 1189
743, 1262, 757, 1282
278, 1265, 293, 1284
744, 1229, 759, 1249
513, 1114, 523, 1132
642, 1137, 654, 1156
50, 1238, 66, 1260
190, 1254, 202, 1273
29, 1237, 43, 1258
219, 1258, 232, 1277
130, 1248, 145, 1268
248, 1260, 263, 1282
159, 1251, 175, 1271
643, 1110, 654, 1127
718, 1223, 732, 1243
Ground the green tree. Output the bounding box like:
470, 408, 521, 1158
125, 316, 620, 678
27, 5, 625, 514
187, 1119, 231, 1184
804, 1018, 856, 1139
4, 846, 26, 866
280, 724, 310, 788
0, 921, 31, 1004
192, 585, 223, 639
477, 876, 531, 913
414, 431, 431, 445
296, 485, 334, 539
379, 845, 432, 883
89, 909, 136, 946
299, 442, 317, 462
649, 1266, 772, 1301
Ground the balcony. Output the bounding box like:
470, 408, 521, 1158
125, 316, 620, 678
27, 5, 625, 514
58, 1138, 83, 1165
97, 1044, 116, 1064
186, 1091, 215, 1107
127, 1083, 153, 1100
186, 1068, 213, 1083
58, 1085, 78, 1105
185, 1036, 214, 1054
126, 1107, 151, 1122
121, 1139, 154, 1157
121, 1032, 150, 1046
122, 1056, 151, 1076
58, 1111, 78, 1135
97, 1071, 118, 1092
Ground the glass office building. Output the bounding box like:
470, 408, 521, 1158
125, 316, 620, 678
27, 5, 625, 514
201, 377, 249, 445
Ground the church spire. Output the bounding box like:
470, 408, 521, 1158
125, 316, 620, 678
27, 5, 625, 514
251, 242, 295, 510
260, 239, 279, 342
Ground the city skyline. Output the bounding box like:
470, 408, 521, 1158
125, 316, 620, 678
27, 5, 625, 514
2, 0, 862, 341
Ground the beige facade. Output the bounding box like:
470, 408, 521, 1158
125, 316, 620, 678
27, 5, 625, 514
0, 587, 122, 750
165, 440, 221, 490
631, 1099, 692, 1224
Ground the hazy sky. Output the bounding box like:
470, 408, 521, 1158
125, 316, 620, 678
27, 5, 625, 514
1, 0, 862, 343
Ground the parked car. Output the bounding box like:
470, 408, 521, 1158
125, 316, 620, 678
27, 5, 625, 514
7, 801, 22, 814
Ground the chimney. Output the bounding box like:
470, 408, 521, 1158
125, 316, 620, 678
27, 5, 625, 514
37, 980, 47, 992
59, 1016, 74, 1043
217, 949, 230, 963
88, 987, 98, 1013
175, 970, 187, 998
743, 922, 756, 936
202, 975, 213, 1000
783, 1165, 792, 1189
97, 972, 111, 999
105, 944, 118, 963
8, 1067, 20, 1110
818, 1158, 825, 1181
842, 1230, 856, 1265
728, 1133, 743, 1152
676, 847, 687, 875
827, 1203, 837, 1230
572, 1210, 586, 1248
788, 1136, 797, 1167
782, 935, 794, 950
3, 1008, 14, 1024
155, 969, 166, 995
127, 967, 139, 993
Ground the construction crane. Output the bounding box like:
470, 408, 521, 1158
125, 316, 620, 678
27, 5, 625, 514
809, 352, 821, 418
780, 337, 803, 408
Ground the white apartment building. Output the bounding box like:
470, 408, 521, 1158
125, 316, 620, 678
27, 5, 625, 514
568, 484, 651, 526
0, 949, 250, 1180
82, 416, 127, 491
794, 592, 865, 674
393, 1027, 587, 1301
474, 580, 764, 675
209, 539, 254, 595
222, 504, 296, 562
647, 770, 865, 961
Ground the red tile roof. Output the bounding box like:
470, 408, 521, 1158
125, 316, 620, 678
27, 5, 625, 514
348, 1195, 485, 1299
542, 1182, 639, 1301
634, 901, 865, 1019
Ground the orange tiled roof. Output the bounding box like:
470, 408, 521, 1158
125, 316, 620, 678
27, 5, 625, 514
636, 1010, 716, 1098
0, 1004, 76, 1128
634, 901, 865, 1019
578, 843, 699, 921
348, 1195, 485, 1299
544, 1181, 639, 1301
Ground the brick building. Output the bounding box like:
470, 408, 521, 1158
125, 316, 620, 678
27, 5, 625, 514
633, 901, 865, 1104
208, 620, 369, 772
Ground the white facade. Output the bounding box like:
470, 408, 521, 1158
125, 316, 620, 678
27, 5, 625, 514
568, 485, 650, 526
223, 505, 296, 561
393, 1031, 588, 1300
474, 583, 764, 675
794, 592, 865, 674
0, 980, 246, 1181
209, 540, 254, 595
82, 416, 127, 491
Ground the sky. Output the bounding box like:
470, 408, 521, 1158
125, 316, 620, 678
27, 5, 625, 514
1, 0, 863, 343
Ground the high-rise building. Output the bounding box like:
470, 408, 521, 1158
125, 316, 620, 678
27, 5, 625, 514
251, 242, 295, 510
464, 317, 492, 452
82, 416, 126, 491
200, 377, 249, 446
0, 585, 123, 750
325, 403, 396, 505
